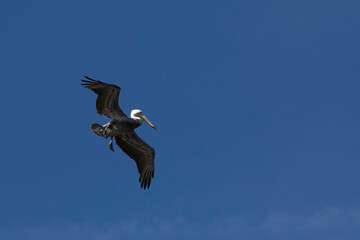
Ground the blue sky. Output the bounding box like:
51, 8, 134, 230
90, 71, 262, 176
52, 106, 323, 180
1, 1, 360, 239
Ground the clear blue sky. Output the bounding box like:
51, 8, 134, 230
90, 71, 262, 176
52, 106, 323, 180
1, 1, 360, 239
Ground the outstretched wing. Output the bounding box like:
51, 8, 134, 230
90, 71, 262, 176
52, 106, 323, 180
81, 76, 126, 118
115, 131, 155, 189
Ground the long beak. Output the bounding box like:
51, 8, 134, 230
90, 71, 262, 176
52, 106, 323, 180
141, 114, 157, 130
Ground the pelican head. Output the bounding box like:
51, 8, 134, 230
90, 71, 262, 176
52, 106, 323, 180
131, 109, 157, 130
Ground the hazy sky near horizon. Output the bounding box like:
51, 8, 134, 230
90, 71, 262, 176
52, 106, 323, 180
1, 1, 360, 239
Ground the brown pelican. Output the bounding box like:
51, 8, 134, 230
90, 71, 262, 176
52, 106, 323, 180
81, 76, 157, 189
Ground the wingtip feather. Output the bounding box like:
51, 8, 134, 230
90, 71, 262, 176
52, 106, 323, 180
84, 75, 95, 81
138, 170, 153, 189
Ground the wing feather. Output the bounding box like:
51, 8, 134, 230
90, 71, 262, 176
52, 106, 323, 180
115, 132, 155, 189
81, 76, 126, 118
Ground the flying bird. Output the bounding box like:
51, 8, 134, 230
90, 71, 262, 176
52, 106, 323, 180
81, 76, 157, 189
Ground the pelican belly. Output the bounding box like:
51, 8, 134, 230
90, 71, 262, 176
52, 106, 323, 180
109, 118, 141, 134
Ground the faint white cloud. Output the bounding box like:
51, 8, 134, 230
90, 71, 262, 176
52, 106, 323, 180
260, 206, 360, 233
2, 206, 360, 240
